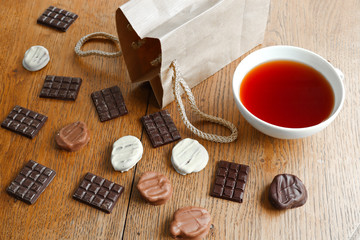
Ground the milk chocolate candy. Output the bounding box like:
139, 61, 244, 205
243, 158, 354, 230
55, 121, 90, 152
170, 206, 211, 240
171, 138, 208, 175
269, 174, 308, 209
22, 46, 50, 71
137, 172, 172, 205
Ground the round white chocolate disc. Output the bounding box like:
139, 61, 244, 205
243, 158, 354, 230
171, 138, 209, 175
111, 135, 143, 172
22, 45, 50, 71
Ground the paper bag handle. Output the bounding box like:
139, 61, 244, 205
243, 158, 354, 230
170, 60, 238, 143
74, 32, 122, 57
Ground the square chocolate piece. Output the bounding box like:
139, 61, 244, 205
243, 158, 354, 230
39, 75, 82, 100
211, 160, 250, 203
141, 110, 181, 148
6, 160, 56, 204
73, 173, 124, 213
1, 106, 48, 139
37, 6, 78, 32
91, 86, 128, 122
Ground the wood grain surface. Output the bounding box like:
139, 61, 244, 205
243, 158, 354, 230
0, 0, 359, 239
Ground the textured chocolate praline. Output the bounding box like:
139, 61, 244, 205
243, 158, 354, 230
137, 172, 172, 205
170, 206, 211, 240
269, 174, 308, 209
55, 121, 90, 152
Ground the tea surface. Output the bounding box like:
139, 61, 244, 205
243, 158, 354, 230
240, 60, 335, 128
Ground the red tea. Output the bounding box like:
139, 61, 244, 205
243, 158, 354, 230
240, 60, 335, 128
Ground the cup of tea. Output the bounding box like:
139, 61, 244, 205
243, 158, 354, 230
232, 45, 345, 139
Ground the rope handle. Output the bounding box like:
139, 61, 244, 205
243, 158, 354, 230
74, 32, 122, 57
170, 60, 238, 143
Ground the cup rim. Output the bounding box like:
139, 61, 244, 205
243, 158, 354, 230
232, 45, 345, 133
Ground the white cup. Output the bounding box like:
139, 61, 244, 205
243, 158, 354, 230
232, 45, 345, 139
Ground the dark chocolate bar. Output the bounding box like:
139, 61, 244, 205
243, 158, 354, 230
1, 106, 48, 139
6, 160, 56, 204
39, 75, 82, 100
141, 110, 181, 148
73, 173, 124, 213
211, 160, 250, 203
91, 86, 128, 122
37, 6, 78, 32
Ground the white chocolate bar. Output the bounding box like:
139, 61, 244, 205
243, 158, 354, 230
171, 138, 208, 175
111, 135, 143, 172
22, 46, 50, 71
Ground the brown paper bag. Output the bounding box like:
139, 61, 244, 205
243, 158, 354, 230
115, 0, 270, 108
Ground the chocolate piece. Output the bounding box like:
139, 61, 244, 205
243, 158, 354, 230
171, 138, 208, 175
210, 160, 250, 203
269, 174, 308, 209
6, 160, 56, 204
73, 173, 124, 213
111, 136, 143, 172
141, 110, 181, 148
1, 106, 48, 139
55, 121, 90, 151
91, 86, 128, 122
137, 172, 172, 205
40, 75, 82, 100
170, 206, 211, 240
37, 6, 78, 32
22, 46, 50, 72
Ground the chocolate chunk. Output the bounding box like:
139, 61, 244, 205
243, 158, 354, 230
210, 160, 250, 203
91, 86, 128, 122
39, 75, 82, 100
1, 106, 48, 139
269, 174, 308, 209
37, 6, 78, 32
137, 172, 172, 205
141, 110, 181, 148
170, 206, 211, 239
55, 121, 90, 152
73, 173, 124, 213
6, 160, 56, 204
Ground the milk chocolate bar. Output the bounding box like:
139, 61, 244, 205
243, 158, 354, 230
141, 110, 181, 148
6, 160, 56, 204
1, 106, 48, 139
37, 6, 78, 32
39, 75, 82, 100
211, 160, 250, 203
73, 173, 124, 213
91, 86, 128, 122
269, 174, 308, 209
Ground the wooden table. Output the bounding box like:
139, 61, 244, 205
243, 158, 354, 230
1, 0, 359, 239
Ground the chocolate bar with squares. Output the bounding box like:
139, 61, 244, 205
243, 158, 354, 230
73, 173, 124, 213
1, 106, 48, 139
141, 110, 181, 148
211, 160, 250, 203
6, 160, 56, 204
39, 75, 82, 100
37, 6, 78, 32
91, 86, 128, 122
